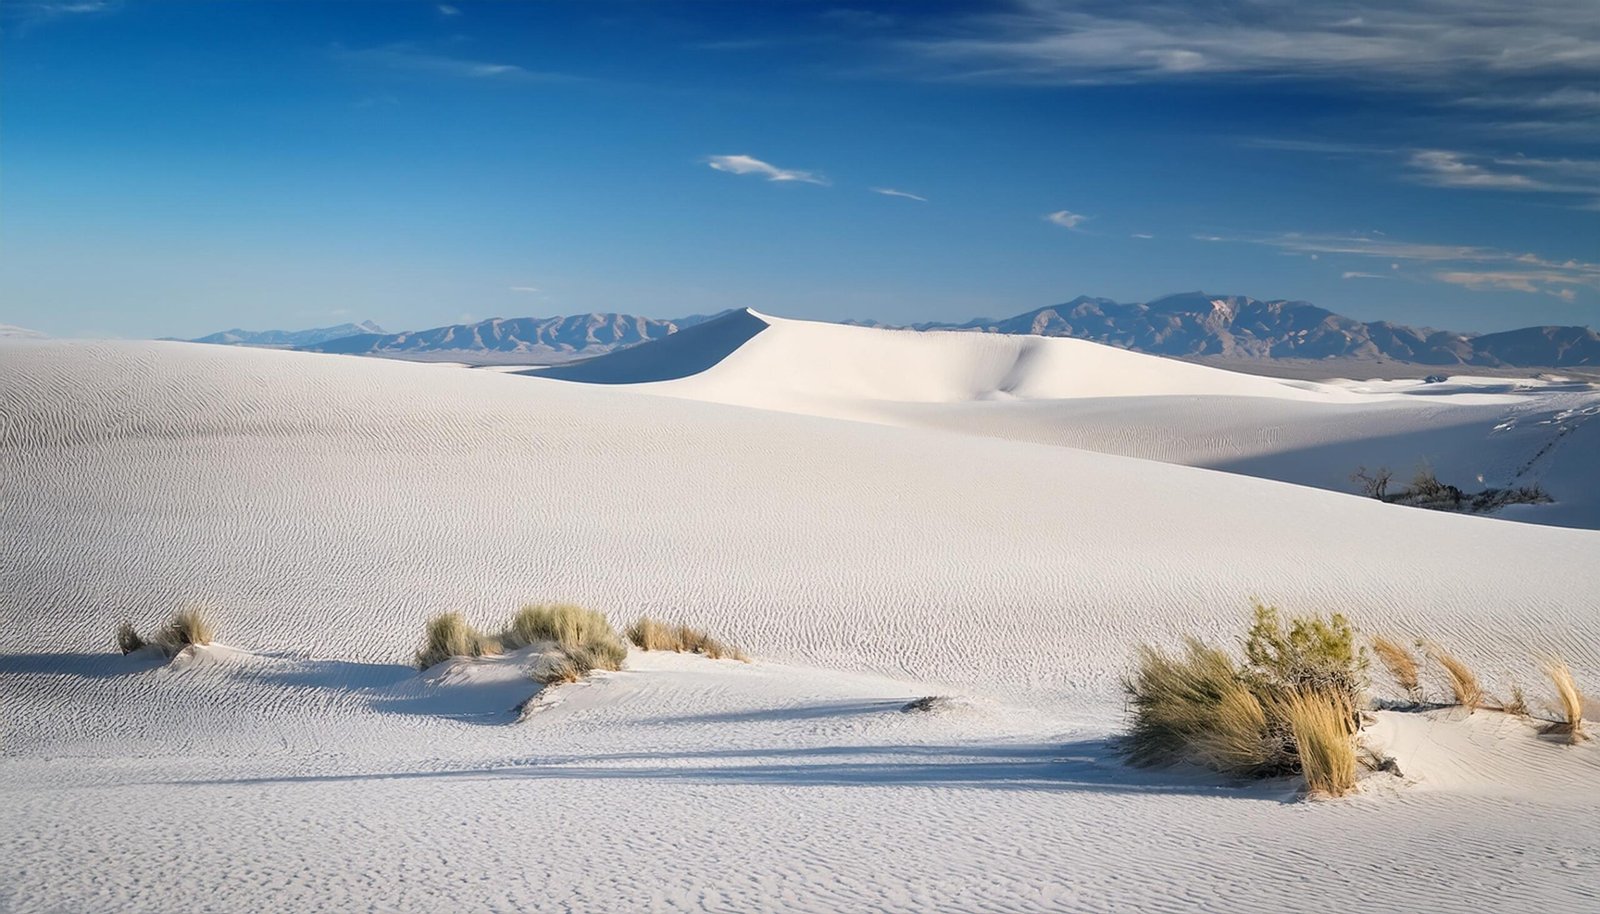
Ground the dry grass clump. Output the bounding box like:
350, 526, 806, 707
415, 603, 627, 685
415, 612, 502, 669
1370, 636, 1422, 701
1124, 639, 1295, 776
1124, 606, 1365, 795
116, 608, 217, 659
1427, 645, 1484, 711
625, 616, 749, 662
1543, 660, 1588, 744
504, 603, 628, 672
157, 608, 216, 651
1502, 682, 1530, 717
1285, 689, 1358, 797
116, 621, 146, 655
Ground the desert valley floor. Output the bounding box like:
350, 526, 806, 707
3, 311, 1598, 912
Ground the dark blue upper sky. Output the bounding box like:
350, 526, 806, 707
3, 0, 1597, 337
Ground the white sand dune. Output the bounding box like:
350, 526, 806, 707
543, 309, 1600, 529
3, 335, 1599, 912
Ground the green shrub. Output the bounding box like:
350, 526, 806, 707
1244, 603, 1366, 705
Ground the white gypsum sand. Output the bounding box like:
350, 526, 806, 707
2, 327, 1598, 913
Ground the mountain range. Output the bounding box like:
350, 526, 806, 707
179, 293, 1600, 368
186, 321, 386, 348
300, 313, 717, 361
888, 292, 1598, 367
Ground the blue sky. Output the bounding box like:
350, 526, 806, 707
3, 0, 1598, 338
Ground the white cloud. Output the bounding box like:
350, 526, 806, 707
1045, 209, 1089, 230
1131, 233, 1154, 239
437, 4, 461, 15
871, 187, 928, 202
706, 154, 828, 185
1408, 150, 1546, 190
509, 286, 540, 293
1341, 271, 1391, 280
334, 44, 571, 82
898, 1, 1600, 90
1206, 230, 1600, 298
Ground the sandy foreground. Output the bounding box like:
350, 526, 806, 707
3, 314, 1598, 912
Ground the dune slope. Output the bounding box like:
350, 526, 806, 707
3, 339, 1599, 913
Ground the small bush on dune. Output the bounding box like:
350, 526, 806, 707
114, 608, 218, 659
1285, 690, 1358, 797
1124, 638, 1296, 776
504, 603, 627, 672
1543, 660, 1588, 744
1125, 607, 1366, 794
157, 607, 216, 652
1244, 603, 1365, 705
116, 621, 146, 655
1427, 645, 1484, 711
1502, 682, 1530, 717
416, 612, 501, 669
626, 615, 748, 662
413, 604, 626, 682
1370, 636, 1422, 701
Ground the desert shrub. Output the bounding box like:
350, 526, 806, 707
1427, 645, 1483, 710
530, 653, 582, 685
1285, 690, 1358, 797
1350, 465, 1393, 500
1543, 660, 1588, 744
504, 603, 627, 672
1189, 679, 1283, 775
416, 612, 501, 669
116, 621, 146, 655
1502, 682, 1530, 717
152, 608, 216, 655
626, 615, 748, 662
1124, 638, 1300, 776
1244, 603, 1366, 705
1370, 636, 1422, 701
1125, 608, 1366, 792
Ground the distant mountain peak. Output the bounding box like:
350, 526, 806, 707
922, 294, 1595, 367
187, 321, 388, 348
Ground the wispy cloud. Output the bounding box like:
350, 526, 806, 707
437, 4, 461, 16
509, 286, 540, 293
871, 187, 927, 202
1045, 209, 1090, 230
1131, 232, 1154, 240
1205, 230, 1600, 298
334, 43, 572, 82
3, 0, 116, 27
896, 2, 1600, 90
706, 154, 828, 185
1341, 271, 1391, 280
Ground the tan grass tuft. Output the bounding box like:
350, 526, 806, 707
415, 612, 500, 669
1427, 645, 1483, 711
504, 603, 627, 672
626, 616, 749, 662
1370, 636, 1421, 700
1501, 682, 1530, 717
115, 621, 146, 655
1543, 660, 1588, 744
1285, 690, 1358, 797
152, 607, 216, 655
